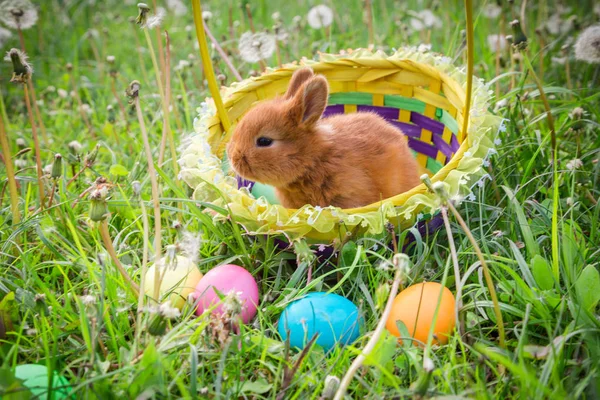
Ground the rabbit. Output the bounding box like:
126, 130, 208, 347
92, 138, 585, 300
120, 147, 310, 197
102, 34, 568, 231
226, 67, 422, 209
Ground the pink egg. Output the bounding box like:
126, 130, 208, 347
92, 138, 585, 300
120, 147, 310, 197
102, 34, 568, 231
193, 264, 259, 324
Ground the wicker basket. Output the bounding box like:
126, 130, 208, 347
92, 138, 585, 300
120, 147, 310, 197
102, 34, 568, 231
179, 48, 502, 242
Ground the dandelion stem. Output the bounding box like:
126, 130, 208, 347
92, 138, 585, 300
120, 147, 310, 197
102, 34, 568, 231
0, 112, 20, 225
23, 81, 45, 209
334, 254, 408, 400
163, 31, 179, 175
99, 219, 140, 297
446, 200, 505, 349
521, 52, 556, 157
203, 23, 243, 81
441, 206, 462, 337
133, 92, 162, 300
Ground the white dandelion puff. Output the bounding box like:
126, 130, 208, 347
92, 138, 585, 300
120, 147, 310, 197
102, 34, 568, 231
566, 159, 583, 171
238, 31, 276, 63
574, 25, 600, 63
0, 27, 12, 46
482, 3, 502, 19
159, 301, 181, 319
307, 4, 333, 29
0, 0, 38, 30
166, 0, 187, 16
410, 9, 442, 32
487, 34, 507, 53
144, 7, 165, 29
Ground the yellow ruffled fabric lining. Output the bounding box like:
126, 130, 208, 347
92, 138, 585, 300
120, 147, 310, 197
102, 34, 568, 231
178, 47, 502, 241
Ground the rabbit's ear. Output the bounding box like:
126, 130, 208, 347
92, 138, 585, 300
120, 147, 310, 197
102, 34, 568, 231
284, 67, 314, 99
299, 76, 328, 125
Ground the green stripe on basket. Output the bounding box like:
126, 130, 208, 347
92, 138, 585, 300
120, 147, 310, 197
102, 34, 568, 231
384, 95, 426, 113
426, 157, 443, 173
438, 110, 459, 134
328, 92, 373, 105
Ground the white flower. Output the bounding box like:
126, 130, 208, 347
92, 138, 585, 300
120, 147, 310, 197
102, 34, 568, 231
574, 25, 600, 63
0, 0, 38, 30
566, 159, 583, 171
166, 0, 187, 16
318, 244, 326, 252
410, 9, 442, 32
57, 88, 68, 98
566, 197, 574, 206
487, 34, 507, 53
307, 5, 333, 29
483, 159, 490, 168
494, 138, 502, 146
159, 301, 181, 319
202, 10, 212, 21
417, 213, 424, 221
466, 193, 476, 201
238, 31, 276, 63
482, 3, 502, 19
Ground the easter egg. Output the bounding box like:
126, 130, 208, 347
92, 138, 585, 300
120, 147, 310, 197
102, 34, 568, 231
250, 182, 279, 204
193, 264, 259, 323
278, 292, 363, 351
144, 256, 203, 309
14, 364, 72, 399
386, 282, 456, 345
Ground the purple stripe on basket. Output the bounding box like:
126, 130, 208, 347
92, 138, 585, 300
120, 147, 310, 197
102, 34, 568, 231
357, 105, 399, 120
237, 175, 255, 190
450, 136, 460, 152
410, 113, 445, 135
322, 104, 345, 117
407, 138, 438, 158
432, 134, 453, 159
387, 120, 421, 138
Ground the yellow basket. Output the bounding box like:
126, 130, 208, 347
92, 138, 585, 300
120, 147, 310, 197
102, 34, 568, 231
178, 48, 501, 242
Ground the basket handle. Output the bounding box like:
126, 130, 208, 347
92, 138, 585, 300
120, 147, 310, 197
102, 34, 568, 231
191, 0, 232, 132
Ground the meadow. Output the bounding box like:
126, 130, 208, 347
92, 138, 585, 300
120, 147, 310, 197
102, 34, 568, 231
1, 0, 600, 398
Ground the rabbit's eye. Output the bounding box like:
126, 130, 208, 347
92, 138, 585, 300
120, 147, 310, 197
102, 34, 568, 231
256, 137, 273, 147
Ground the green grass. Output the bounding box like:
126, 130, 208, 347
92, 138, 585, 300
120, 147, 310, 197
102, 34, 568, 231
1, 0, 600, 398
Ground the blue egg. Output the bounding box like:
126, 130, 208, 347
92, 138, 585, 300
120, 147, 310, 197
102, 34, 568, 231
278, 292, 363, 351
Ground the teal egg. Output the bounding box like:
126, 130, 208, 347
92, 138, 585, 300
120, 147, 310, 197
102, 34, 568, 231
251, 182, 280, 205
278, 292, 363, 351
13, 364, 72, 399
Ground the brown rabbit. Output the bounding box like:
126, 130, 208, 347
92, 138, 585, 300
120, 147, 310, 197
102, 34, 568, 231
226, 67, 421, 209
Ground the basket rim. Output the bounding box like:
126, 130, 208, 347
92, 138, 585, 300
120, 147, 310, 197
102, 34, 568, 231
178, 47, 501, 240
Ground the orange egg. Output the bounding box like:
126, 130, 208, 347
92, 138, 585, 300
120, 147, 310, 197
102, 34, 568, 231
385, 282, 456, 345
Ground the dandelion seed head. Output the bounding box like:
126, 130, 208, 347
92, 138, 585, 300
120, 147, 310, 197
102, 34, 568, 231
0, 26, 12, 46
487, 34, 507, 53
410, 9, 441, 32
0, 0, 38, 30
144, 7, 165, 29
574, 25, 600, 63
307, 4, 333, 29
166, 0, 187, 17
238, 31, 276, 63
482, 3, 502, 19
566, 158, 583, 171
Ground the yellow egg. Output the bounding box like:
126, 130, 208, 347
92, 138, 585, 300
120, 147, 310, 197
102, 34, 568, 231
385, 282, 456, 345
144, 256, 203, 309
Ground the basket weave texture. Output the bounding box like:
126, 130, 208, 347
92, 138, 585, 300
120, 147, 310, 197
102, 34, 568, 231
178, 48, 502, 241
